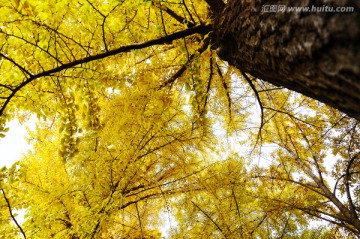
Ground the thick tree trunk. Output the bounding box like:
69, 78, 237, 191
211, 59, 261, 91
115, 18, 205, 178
214, 0, 360, 120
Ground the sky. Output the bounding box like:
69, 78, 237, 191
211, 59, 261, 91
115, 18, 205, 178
0, 118, 35, 227
0, 118, 34, 168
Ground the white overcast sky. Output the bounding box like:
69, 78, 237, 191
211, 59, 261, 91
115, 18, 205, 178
0, 119, 34, 168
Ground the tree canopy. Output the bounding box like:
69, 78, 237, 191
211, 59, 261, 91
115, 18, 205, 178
0, 0, 359, 238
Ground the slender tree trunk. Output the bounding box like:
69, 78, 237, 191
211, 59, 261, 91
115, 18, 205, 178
214, 0, 360, 120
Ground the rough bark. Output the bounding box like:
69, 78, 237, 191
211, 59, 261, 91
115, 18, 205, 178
214, 0, 360, 120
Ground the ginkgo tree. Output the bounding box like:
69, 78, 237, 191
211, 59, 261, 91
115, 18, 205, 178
0, 0, 359, 238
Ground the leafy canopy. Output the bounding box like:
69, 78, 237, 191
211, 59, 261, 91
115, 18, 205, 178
0, 0, 359, 238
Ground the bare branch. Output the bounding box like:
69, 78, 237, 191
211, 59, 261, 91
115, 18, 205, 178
200, 55, 214, 117
0, 53, 32, 77
253, 174, 325, 197
250, 215, 267, 237
86, 0, 106, 17
242, 72, 264, 151
191, 201, 226, 238
232, 188, 241, 219
135, 203, 144, 238
264, 106, 320, 128
217, 63, 232, 120
152, 0, 195, 27
182, 0, 196, 25
345, 154, 359, 218
333, 171, 360, 196
158, 1, 168, 36
160, 40, 209, 88
1, 189, 26, 239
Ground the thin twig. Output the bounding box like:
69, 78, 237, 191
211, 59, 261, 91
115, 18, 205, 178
242, 72, 264, 152
216, 63, 232, 121
160, 41, 209, 88
345, 153, 359, 217
135, 203, 144, 238
1, 189, 26, 239
152, 0, 195, 27
0, 53, 32, 77
191, 201, 226, 238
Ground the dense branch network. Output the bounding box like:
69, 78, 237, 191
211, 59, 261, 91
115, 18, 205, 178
0, 24, 211, 117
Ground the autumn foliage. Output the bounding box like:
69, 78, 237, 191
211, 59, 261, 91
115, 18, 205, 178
0, 0, 359, 238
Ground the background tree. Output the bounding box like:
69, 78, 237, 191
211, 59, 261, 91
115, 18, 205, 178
251, 92, 360, 237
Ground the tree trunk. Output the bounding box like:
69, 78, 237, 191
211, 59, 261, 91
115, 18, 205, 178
214, 0, 360, 120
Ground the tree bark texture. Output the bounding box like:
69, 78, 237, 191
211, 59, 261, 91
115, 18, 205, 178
215, 0, 360, 120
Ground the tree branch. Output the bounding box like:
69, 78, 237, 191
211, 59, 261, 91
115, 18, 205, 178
191, 201, 225, 237
201, 55, 214, 116
160, 40, 209, 88
280, 142, 360, 232
0, 24, 212, 117
0, 53, 32, 77
242, 72, 264, 151
253, 175, 326, 197
217, 63, 232, 121
152, 0, 195, 27
135, 203, 144, 238
204, 0, 225, 13
1, 189, 26, 239
232, 188, 241, 219
345, 154, 359, 218
250, 215, 267, 237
